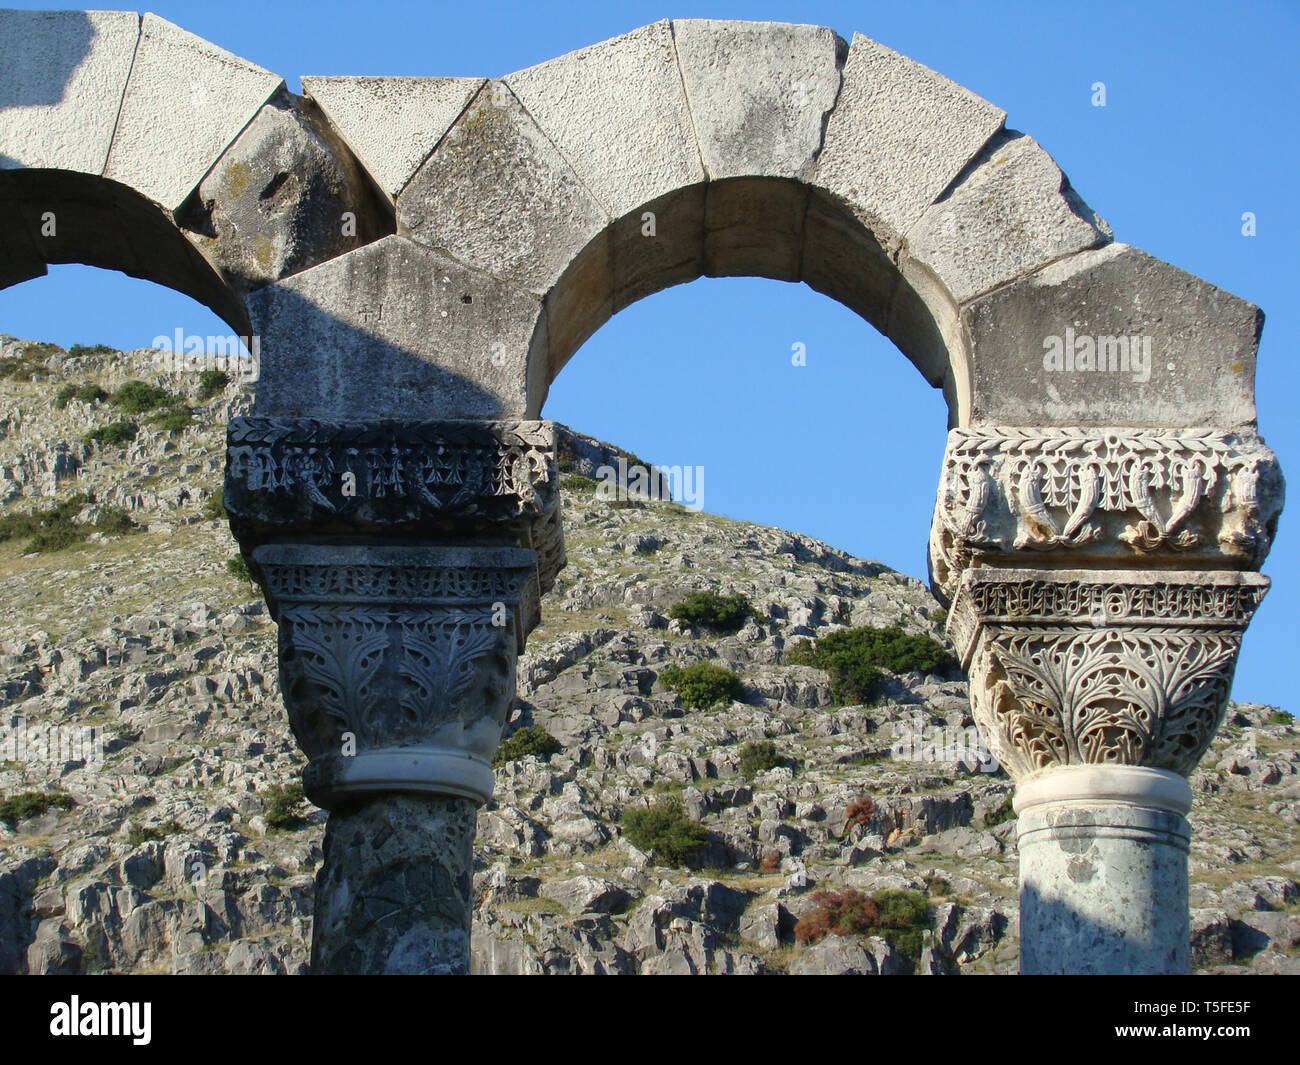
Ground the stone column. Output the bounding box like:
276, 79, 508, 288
224, 417, 564, 973
931, 427, 1282, 974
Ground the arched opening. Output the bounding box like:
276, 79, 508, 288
542, 274, 947, 581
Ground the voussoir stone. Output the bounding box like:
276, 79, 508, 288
963, 243, 1263, 428
813, 32, 1006, 243
183, 92, 386, 294
103, 13, 283, 210
505, 20, 704, 218
903, 130, 1113, 305
247, 234, 542, 420
398, 81, 610, 295
672, 19, 844, 181
301, 75, 483, 200
0, 9, 139, 174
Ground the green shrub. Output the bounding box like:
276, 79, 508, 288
0, 492, 98, 553
738, 740, 782, 778
196, 370, 230, 401
94, 506, 140, 537
126, 819, 181, 847
660, 661, 744, 709
202, 493, 227, 521
559, 473, 599, 492
148, 406, 193, 432
793, 887, 929, 962
263, 782, 306, 830
227, 554, 253, 582
492, 724, 562, 766
75, 382, 108, 405
619, 797, 707, 866
784, 625, 957, 706
26, 523, 85, 553
68, 343, 115, 358
54, 384, 77, 409
1267, 710, 1292, 726
0, 790, 74, 827
668, 591, 756, 632
85, 420, 138, 448
110, 380, 175, 414
984, 793, 1016, 827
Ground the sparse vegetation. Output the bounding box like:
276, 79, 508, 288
559, 472, 599, 492
55, 381, 109, 409
226, 554, 253, 582
738, 740, 783, 778
619, 797, 707, 866
202, 493, 227, 521
148, 406, 193, 432
126, 819, 181, 847
793, 887, 930, 962
984, 793, 1016, 827
85, 420, 138, 448
0, 492, 138, 553
263, 782, 306, 830
67, 343, 115, 358
196, 369, 230, 401
0, 790, 74, 827
1267, 710, 1292, 726
784, 624, 957, 706
660, 660, 744, 709
668, 591, 756, 632
492, 725, 562, 766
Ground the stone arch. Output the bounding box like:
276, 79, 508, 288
2, 13, 1285, 976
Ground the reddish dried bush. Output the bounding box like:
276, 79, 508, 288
758, 849, 781, 873
842, 795, 876, 837
793, 889, 881, 945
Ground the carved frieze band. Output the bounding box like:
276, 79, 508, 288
950, 568, 1269, 780
930, 427, 1283, 600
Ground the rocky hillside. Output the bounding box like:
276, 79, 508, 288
0, 336, 1296, 975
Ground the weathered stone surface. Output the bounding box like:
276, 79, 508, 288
0, 9, 138, 174
813, 33, 1005, 242
963, 244, 1262, 428
103, 14, 282, 210
182, 92, 388, 294
904, 131, 1112, 305
505, 21, 704, 218
312, 794, 477, 974
398, 82, 609, 294
301, 75, 483, 200
673, 20, 844, 181
246, 234, 542, 420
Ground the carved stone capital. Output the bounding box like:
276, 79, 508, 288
949, 568, 1268, 781
929, 427, 1283, 602
226, 417, 565, 613
253, 544, 535, 808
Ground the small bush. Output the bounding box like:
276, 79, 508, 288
559, 473, 599, 492
227, 554, 253, 582
660, 661, 744, 709
68, 343, 115, 358
110, 380, 175, 414
196, 369, 230, 401
76, 382, 108, 404
54, 384, 77, 409
202, 493, 227, 521
148, 406, 193, 432
126, 819, 181, 847
793, 887, 929, 962
85, 420, 138, 448
984, 793, 1016, 827
619, 797, 707, 867
1267, 710, 1292, 726
758, 849, 782, 873
784, 625, 957, 706
0, 790, 74, 827
94, 507, 140, 537
492, 725, 562, 766
668, 591, 756, 632
263, 782, 306, 830
0, 492, 102, 553
842, 794, 876, 837
738, 740, 782, 778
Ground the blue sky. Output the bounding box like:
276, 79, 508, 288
1, 0, 1296, 708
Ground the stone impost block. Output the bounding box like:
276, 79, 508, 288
254, 543, 536, 810
963, 243, 1263, 428
812, 32, 1005, 244
672, 20, 844, 182
0, 9, 139, 174
902, 131, 1112, 306
1015, 764, 1191, 975
398, 81, 610, 295
504, 20, 704, 218
103, 14, 283, 210
949, 567, 1269, 781
928, 425, 1284, 601
301, 75, 483, 201
246, 234, 543, 420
